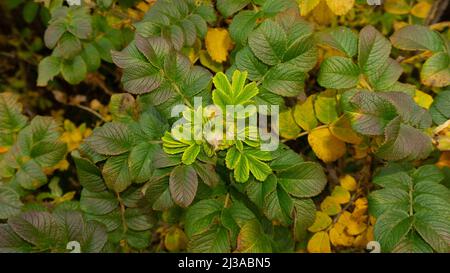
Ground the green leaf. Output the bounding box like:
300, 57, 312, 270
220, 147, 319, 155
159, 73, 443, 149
235, 47, 268, 81
283, 35, 317, 72
317, 26, 358, 57
293, 198, 316, 241
236, 220, 272, 252
169, 165, 198, 208
181, 144, 201, 165
144, 175, 174, 211
229, 10, 260, 46
66, 7, 92, 39
22, 1, 39, 23
314, 90, 339, 124
53, 210, 83, 243
0, 93, 27, 134
61, 56, 87, 84
44, 21, 66, 49
261, 64, 305, 96
429, 90, 450, 125
193, 162, 219, 187
188, 224, 230, 253
81, 43, 101, 72
318, 57, 360, 89
14, 159, 47, 190
414, 211, 450, 253
358, 25, 391, 75
421, 52, 450, 88
393, 232, 433, 253
80, 188, 118, 216
185, 199, 222, 237
102, 153, 133, 193
80, 220, 108, 253
129, 142, 159, 183
72, 152, 107, 193
0, 224, 33, 253
347, 91, 398, 135
212, 70, 259, 108
374, 209, 413, 252
217, 0, 250, 17
30, 141, 67, 168
124, 208, 153, 231
8, 211, 61, 249
263, 175, 293, 225
53, 33, 82, 59
368, 58, 403, 91
86, 122, 134, 156
125, 229, 152, 249
248, 20, 286, 65
277, 162, 327, 198
368, 188, 410, 218
93, 36, 115, 62
111, 40, 163, 94
0, 187, 23, 220
375, 119, 432, 161
378, 92, 431, 129
390, 25, 445, 52
37, 56, 61, 87
370, 165, 450, 252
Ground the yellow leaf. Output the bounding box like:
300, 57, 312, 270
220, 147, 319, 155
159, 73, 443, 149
307, 231, 331, 253
312, 0, 334, 25
352, 205, 368, 219
330, 114, 362, 144
354, 197, 368, 209
293, 95, 318, 132
411, 1, 431, 18
337, 211, 352, 226
325, 0, 354, 16
299, 0, 321, 16
308, 211, 333, 232
340, 174, 357, 191
53, 191, 76, 205
346, 219, 367, 236
436, 151, 450, 168
353, 143, 369, 159
331, 186, 351, 204
0, 146, 9, 154
164, 227, 188, 252
329, 223, 354, 247
353, 226, 374, 248
199, 50, 223, 73
393, 21, 410, 31
414, 90, 433, 109
384, 0, 411, 15
136, 2, 151, 12
279, 109, 301, 140
308, 127, 346, 162
433, 120, 450, 151
320, 197, 342, 216
205, 28, 233, 63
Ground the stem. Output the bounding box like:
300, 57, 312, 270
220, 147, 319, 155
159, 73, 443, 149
224, 193, 230, 208
116, 192, 128, 233
73, 104, 107, 122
